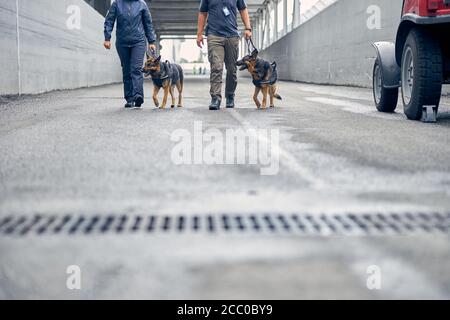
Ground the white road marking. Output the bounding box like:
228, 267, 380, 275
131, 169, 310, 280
297, 86, 373, 102
305, 97, 404, 120
227, 109, 325, 189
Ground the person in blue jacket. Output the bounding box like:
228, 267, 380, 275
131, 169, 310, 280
104, 0, 157, 108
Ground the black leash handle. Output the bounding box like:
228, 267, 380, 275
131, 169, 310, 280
245, 37, 258, 54
147, 48, 158, 59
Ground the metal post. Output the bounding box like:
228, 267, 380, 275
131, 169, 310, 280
156, 34, 161, 54
273, 0, 278, 42
265, 6, 270, 47
293, 0, 301, 28
259, 9, 266, 49
253, 18, 258, 49
283, 0, 288, 35
172, 39, 177, 62
258, 13, 263, 49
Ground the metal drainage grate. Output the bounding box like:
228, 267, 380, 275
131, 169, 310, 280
0, 213, 449, 237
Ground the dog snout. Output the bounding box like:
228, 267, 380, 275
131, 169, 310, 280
238, 64, 248, 71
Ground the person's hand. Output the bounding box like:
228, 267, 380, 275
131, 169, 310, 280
244, 29, 252, 40
197, 34, 204, 49
148, 43, 157, 53
104, 40, 111, 50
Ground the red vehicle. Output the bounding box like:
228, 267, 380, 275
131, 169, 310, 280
372, 0, 450, 122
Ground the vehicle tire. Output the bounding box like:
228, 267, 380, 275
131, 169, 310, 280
373, 58, 398, 112
401, 27, 443, 120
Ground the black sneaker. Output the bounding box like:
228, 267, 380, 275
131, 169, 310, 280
226, 95, 235, 108
134, 96, 144, 108
124, 102, 133, 108
209, 96, 221, 110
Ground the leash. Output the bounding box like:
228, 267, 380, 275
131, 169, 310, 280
147, 48, 158, 59
245, 37, 258, 54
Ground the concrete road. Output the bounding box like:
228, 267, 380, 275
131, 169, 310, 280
1, 77, 450, 299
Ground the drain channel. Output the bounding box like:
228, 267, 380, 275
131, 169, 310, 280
0, 213, 448, 237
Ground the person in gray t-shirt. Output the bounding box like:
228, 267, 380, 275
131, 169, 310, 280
197, 0, 252, 110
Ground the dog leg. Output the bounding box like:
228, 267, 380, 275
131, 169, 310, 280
170, 85, 176, 108
272, 83, 282, 101
176, 81, 183, 108
261, 86, 268, 109
160, 84, 170, 109
253, 87, 261, 109
153, 86, 161, 108
269, 86, 275, 108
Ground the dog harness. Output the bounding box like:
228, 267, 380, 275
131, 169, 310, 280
252, 62, 278, 88
150, 61, 180, 88
151, 75, 168, 88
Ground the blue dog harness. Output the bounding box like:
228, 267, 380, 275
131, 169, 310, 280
151, 76, 168, 88
252, 62, 278, 88
148, 61, 180, 88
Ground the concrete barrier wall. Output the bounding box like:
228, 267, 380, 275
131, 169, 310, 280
0, 0, 122, 95
260, 0, 403, 87
0, 0, 20, 95
260, 0, 450, 94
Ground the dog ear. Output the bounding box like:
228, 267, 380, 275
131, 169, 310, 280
251, 49, 259, 59
146, 52, 151, 60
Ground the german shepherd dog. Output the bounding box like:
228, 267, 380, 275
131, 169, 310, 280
236, 49, 282, 109
143, 53, 184, 109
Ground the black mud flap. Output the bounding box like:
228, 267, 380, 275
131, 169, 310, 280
372, 42, 401, 89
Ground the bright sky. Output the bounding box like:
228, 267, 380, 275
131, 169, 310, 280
161, 0, 321, 63
301, 0, 320, 12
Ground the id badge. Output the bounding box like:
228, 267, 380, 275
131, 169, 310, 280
223, 7, 230, 16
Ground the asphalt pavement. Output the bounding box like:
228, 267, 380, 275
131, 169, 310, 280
1, 76, 449, 299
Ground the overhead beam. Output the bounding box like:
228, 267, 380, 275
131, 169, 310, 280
147, 0, 266, 36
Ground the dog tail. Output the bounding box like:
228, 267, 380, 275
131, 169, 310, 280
178, 64, 184, 92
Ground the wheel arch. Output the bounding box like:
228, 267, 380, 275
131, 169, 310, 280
395, 20, 416, 66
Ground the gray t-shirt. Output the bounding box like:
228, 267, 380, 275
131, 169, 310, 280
199, 0, 247, 38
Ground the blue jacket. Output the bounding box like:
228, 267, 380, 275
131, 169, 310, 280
104, 0, 156, 46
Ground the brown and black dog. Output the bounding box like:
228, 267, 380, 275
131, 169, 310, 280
143, 54, 184, 109
236, 49, 282, 109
